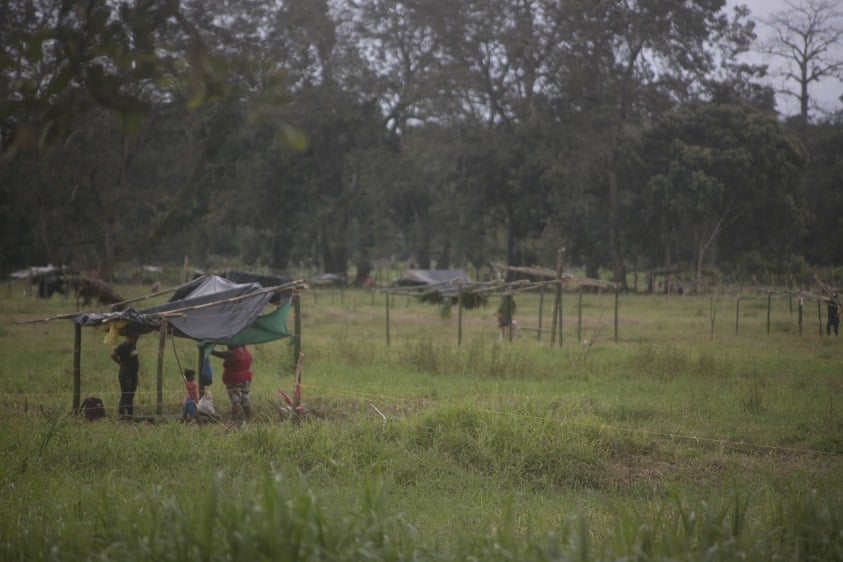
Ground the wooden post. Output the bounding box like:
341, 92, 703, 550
766, 293, 772, 335
577, 286, 583, 343
817, 299, 823, 337
197, 346, 205, 396
156, 317, 167, 416
457, 285, 463, 346
550, 248, 563, 345
537, 285, 544, 341
735, 294, 740, 335
798, 297, 803, 336
293, 291, 302, 368
557, 286, 563, 347
386, 292, 391, 347
710, 294, 716, 339
613, 287, 619, 342
72, 322, 82, 412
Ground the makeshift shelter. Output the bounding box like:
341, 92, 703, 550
65, 274, 305, 413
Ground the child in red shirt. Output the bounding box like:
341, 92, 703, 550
181, 369, 200, 421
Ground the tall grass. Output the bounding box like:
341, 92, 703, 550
1, 286, 841, 560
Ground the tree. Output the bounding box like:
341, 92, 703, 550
641, 102, 808, 292
760, 0, 843, 124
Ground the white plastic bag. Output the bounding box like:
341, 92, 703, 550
197, 392, 218, 417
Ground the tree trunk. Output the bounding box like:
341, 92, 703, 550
607, 168, 627, 290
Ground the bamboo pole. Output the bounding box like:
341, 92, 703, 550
577, 286, 583, 343
613, 287, 619, 342
156, 317, 167, 416
537, 285, 544, 341
293, 291, 302, 369
558, 285, 563, 347
386, 292, 391, 347
197, 346, 205, 395
550, 248, 563, 345
798, 297, 803, 336
766, 293, 772, 335
817, 300, 823, 337
457, 285, 463, 346
72, 322, 82, 412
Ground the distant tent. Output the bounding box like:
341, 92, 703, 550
394, 269, 468, 287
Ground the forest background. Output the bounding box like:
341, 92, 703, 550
1, 0, 842, 292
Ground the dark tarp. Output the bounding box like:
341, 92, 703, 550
394, 269, 467, 287
72, 275, 292, 345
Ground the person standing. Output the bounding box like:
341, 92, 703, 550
210, 345, 253, 422
181, 369, 200, 422
496, 295, 516, 341
827, 293, 839, 336
111, 333, 140, 419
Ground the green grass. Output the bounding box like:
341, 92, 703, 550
1, 284, 841, 560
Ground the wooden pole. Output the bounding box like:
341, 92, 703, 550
457, 286, 463, 346
550, 248, 563, 345
293, 292, 302, 369
710, 294, 716, 339
156, 317, 166, 416
72, 322, 82, 412
537, 285, 544, 341
577, 286, 583, 343
386, 292, 391, 347
197, 346, 205, 396
735, 294, 740, 335
817, 300, 823, 337
798, 297, 803, 336
613, 287, 619, 342
557, 286, 563, 347
766, 293, 772, 335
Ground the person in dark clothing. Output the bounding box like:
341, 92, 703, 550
111, 333, 140, 418
827, 293, 839, 336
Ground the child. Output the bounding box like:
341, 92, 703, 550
181, 369, 200, 422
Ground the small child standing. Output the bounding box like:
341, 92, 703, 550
181, 369, 200, 422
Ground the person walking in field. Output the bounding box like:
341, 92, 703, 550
827, 293, 839, 336
111, 332, 140, 419
496, 295, 516, 341
210, 344, 254, 422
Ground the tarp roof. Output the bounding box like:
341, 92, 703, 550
72, 275, 293, 345
394, 269, 467, 287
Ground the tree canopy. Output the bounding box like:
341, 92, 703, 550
1, 0, 841, 284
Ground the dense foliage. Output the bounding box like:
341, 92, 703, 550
1, 0, 841, 283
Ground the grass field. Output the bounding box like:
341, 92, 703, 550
1, 282, 841, 561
